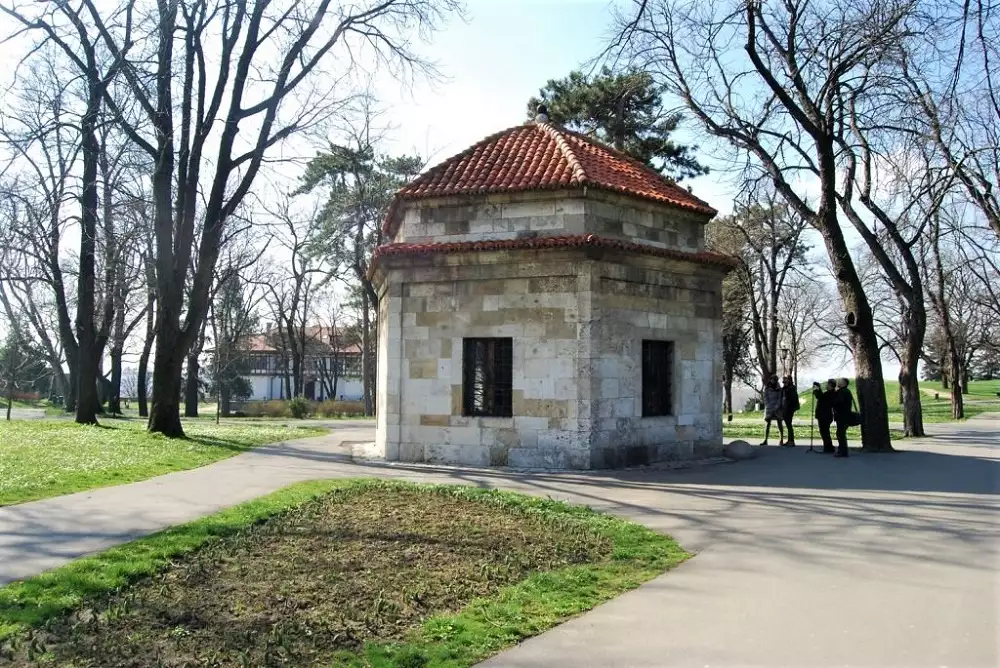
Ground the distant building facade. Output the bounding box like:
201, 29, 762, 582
241, 325, 365, 401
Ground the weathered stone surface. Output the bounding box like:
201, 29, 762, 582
373, 188, 724, 470
724, 440, 757, 460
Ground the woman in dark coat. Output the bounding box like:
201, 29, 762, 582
780, 376, 799, 446
831, 377, 855, 458
813, 379, 836, 453
760, 375, 783, 446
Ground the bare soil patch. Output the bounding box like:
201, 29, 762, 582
5, 485, 611, 666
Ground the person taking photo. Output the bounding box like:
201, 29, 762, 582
831, 377, 856, 458
813, 379, 836, 453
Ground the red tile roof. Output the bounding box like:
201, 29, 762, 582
372, 234, 737, 270
382, 122, 716, 236
244, 326, 362, 354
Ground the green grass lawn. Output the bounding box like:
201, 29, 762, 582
0, 420, 326, 507
0, 479, 687, 666
721, 422, 907, 442
733, 379, 1000, 423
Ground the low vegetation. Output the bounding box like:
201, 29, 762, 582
239, 398, 367, 419
0, 420, 326, 506
721, 422, 907, 443
0, 480, 687, 667
731, 379, 1000, 424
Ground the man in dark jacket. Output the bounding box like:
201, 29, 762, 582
780, 375, 799, 446
831, 377, 855, 458
813, 379, 836, 453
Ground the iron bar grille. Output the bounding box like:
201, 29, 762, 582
462, 338, 513, 417
642, 340, 674, 417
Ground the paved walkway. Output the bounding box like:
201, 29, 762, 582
1, 418, 997, 667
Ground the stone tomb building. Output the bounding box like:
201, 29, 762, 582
370, 121, 734, 469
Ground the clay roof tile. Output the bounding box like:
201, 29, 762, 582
382, 122, 716, 236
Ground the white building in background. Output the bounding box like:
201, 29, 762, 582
241, 326, 365, 401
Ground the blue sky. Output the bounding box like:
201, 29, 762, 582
372, 0, 872, 388
374, 0, 737, 215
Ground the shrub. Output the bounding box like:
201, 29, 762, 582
315, 399, 366, 418
244, 400, 291, 418
287, 396, 313, 419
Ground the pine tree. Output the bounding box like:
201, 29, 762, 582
527, 67, 708, 179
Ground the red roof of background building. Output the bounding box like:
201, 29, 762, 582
244, 325, 362, 354
382, 122, 717, 236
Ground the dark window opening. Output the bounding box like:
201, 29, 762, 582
462, 338, 513, 417
642, 340, 674, 417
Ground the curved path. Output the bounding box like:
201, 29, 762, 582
1, 417, 997, 667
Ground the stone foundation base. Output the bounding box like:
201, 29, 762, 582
370, 438, 724, 470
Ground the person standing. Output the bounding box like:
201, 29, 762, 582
780, 375, 800, 446
813, 379, 836, 453
760, 375, 784, 446
832, 377, 855, 458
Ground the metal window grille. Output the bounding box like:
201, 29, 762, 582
642, 340, 674, 417
462, 338, 513, 417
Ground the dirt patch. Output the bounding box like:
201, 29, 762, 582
8, 486, 611, 667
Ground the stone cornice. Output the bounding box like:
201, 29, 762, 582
370, 234, 738, 272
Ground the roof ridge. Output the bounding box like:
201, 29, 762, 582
533, 122, 587, 186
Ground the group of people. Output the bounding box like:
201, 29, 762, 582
761, 375, 856, 457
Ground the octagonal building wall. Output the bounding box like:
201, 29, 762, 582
390, 190, 707, 254
374, 192, 726, 470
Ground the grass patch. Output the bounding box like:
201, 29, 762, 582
0, 420, 326, 506
722, 422, 907, 442
882, 380, 1000, 421
733, 379, 1000, 423
0, 479, 687, 667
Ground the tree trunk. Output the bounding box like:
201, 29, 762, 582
73, 83, 102, 426
138, 338, 154, 418
75, 341, 101, 425
109, 344, 124, 415
950, 356, 964, 419
220, 383, 231, 417
5, 385, 11, 421
282, 359, 292, 400
898, 322, 925, 436
723, 376, 733, 417
941, 372, 949, 389
898, 366, 924, 438
184, 350, 200, 417
292, 353, 303, 397
360, 288, 374, 416
816, 205, 892, 451
148, 321, 186, 437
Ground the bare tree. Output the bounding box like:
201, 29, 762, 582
614, 0, 931, 450
208, 250, 264, 418
263, 198, 327, 399
3, 0, 461, 435
296, 106, 424, 414
779, 274, 834, 387
707, 192, 811, 387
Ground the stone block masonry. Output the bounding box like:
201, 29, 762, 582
373, 192, 728, 469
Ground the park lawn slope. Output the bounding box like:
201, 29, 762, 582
732, 379, 1000, 425
0, 479, 688, 667
0, 420, 325, 506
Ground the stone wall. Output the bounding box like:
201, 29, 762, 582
587, 253, 725, 468
373, 243, 726, 469
375, 250, 591, 469
393, 190, 706, 253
